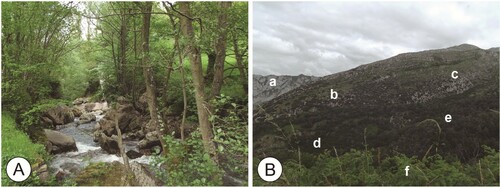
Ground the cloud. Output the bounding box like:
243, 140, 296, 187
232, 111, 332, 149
253, 2, 500, 76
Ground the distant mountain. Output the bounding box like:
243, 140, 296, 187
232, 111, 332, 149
253, 74, 319, 105
254, 44, 499, 162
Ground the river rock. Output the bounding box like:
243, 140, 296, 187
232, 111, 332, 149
92, 101, 109, 112
44, 129, 78, 154
84, 103, 95, 112
39, 171, 50, 182
135, 92, 149, 113
55, 170, 69, 181
117, 96, 130, 105
124, 130, 145, 140
73, 97, 88, 105
79, 113, 96, 124
95, 104, 142, 136
60, 162, 81, 174
42, 105, 75, 127
138, 131, 161, 154
94, 110, 104, 116
32, 162, 50, 183
130, 162, 163, 186
126, 150, 143, 159
95, 122, 101, 130
40, 116, 53, 128
94, 132, 119, 154
75, 162, 135, 186
72, 107, 83, 117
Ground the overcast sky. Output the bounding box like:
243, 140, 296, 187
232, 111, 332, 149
253, 2, 500, 76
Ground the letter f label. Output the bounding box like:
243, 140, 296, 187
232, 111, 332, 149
405, 166, 410, 177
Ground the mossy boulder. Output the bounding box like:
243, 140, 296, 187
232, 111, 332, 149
74, 162, 135, 186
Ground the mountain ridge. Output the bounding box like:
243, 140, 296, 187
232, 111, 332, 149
254, 44, 499, 163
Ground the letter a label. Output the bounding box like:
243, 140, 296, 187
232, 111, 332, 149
270, 78, 276, 87
6, 157, 31, 182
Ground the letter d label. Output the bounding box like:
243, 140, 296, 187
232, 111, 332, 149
313, 137, 321, 148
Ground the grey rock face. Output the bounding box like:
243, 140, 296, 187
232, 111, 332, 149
253, 74, 319, 105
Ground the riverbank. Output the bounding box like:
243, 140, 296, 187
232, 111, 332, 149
1, 112, 50, 185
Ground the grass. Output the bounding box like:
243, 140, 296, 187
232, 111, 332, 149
1, 112, 47, 185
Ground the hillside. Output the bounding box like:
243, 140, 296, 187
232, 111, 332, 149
254, 44, 499, 163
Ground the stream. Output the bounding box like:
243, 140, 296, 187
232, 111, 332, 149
49, 111, 152, 176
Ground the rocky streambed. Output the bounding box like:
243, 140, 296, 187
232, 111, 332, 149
41, 97, 164, 185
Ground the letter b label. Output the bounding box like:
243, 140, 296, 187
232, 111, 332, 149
258, 157, 282, 182
331, 89, 338, 99
266, 163, 275, 176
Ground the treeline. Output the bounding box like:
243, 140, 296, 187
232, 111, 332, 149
2, 2, 80, 113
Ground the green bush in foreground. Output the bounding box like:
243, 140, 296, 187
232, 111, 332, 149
1, 112, 49, 186
255, 147, 499, 186
151, 130, 223, 186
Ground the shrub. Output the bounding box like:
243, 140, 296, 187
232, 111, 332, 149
210, 94, 248, 184
255, 147, 499, 186
20, 99, 70, 133
151, 130, 223, 186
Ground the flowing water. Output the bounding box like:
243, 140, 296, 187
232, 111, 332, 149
49, 112, 152, 175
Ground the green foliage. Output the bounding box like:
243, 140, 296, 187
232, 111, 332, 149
1, 112, 50, 186
59, 40, 101, 100
152, 130, 223, 186
2, 2, 80, 115
255, 147, 500, 186
210, 94, 248, 184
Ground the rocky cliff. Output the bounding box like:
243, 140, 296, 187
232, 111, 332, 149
253, 74, 319, 105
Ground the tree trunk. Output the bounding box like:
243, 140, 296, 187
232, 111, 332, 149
119, 3, 128, 95
161, 52, 174, 119
110, 33, 119, 92
179, 2, 218, 163
211, 2, 232, 99
140, 2, 167, 155
115, 118, 130, 170
233, 34, 247, 94
205, 52, 216, 83
166, 4, 188, 141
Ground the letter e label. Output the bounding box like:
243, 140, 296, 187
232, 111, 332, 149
445, 114, 452, 123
